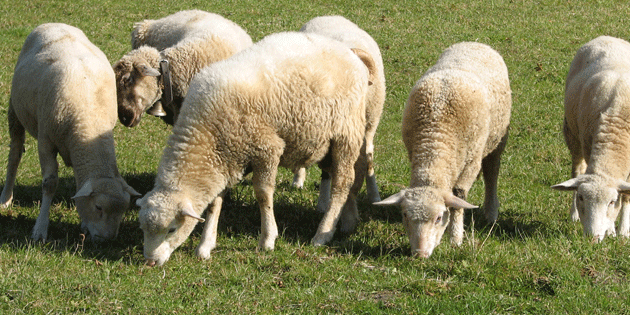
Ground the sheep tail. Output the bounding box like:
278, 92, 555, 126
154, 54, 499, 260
131, 20, 152, 49
350, 48, 376, 86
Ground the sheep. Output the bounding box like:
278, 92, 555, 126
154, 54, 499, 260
297, 15, 385, 210
0, 23, 141, 241
552, 36, 630, 240
113, 10, 253, 127
137, 31, 377, 266
374, 42, 511, 258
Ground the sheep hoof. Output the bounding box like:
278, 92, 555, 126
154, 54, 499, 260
196, 248, 212, 260
311, 232, 333, 246
570, 210, 580, 222
0, 198, 11, 208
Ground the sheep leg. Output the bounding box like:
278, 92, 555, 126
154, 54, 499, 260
316, 171, 331, 213
564, 118, 586, 222
252, 161, 279, 251
447, 188, 467, 246
32, 140, 59, 241
291, 167, 306, 189
481, 132, 508, 222
312, 145, 357, 246
0, 105, 25, 207
196, 191, 225, 259
364, 132, 381, 203
619, 194, 630, 237
339, 148, 369, 233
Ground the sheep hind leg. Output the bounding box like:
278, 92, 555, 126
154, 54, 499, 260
316, 171, 331, 213
1, 105, 26, 207
291, 167, 306, 189
32, 140, 59, 241
364, 134, 381, 203
339, 152, 366, 233
196, 191, 225, 260
481, 132, 508, 223
618, 194, 630, 237
312, 145, 357, 246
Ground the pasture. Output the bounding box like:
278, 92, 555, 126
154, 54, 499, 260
1, 0, 629, 313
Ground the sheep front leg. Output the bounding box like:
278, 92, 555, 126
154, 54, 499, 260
564, 119, 586, 222
481, 132, 507, 222
1, 106, 26, 207
33, 140, 59, 241
253, 164, 279, 251
196, 192, 224, 259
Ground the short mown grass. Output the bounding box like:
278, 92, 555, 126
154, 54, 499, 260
1, 0, 630, 313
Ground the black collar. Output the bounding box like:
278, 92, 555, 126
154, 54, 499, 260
159, 59, 173, 107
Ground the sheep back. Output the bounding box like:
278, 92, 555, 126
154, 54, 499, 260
403, 42, 511, 188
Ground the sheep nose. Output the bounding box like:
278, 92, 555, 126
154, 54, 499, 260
145, 259, 156, 267
412, 249, 431, 258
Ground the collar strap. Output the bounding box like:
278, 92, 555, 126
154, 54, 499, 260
160, 59, 173, 107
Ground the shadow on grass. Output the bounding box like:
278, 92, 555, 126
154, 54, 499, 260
1, 172, 550, 263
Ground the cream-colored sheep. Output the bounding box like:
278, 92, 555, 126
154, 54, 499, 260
0, 23, 140, 241
552, 36, 630, 240
113, 10, 253, 127
375, 42, 511, 258
298, 15, 385, 211
137, 31, 376, 266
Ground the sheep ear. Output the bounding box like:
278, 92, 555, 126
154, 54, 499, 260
136, 63, 160, 77
72, 179, 94, 199
617, 180, 630, 194
443, 194, 478, 209
180, 201, 205, 223
551, 178, 580, 191
373, 191, 405, 206
117, 177, 142, 197
350, 48, 376, 86
136, 196, 145, 207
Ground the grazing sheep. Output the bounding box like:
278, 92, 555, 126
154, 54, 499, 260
137, 31, 376, 266
552, 36, 630, 240
113, 10, 253, 127
374, 42, 511, 258
0, 23, 140, 241
298, 15, 385, 209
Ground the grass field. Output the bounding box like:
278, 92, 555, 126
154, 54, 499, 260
1, 0, 630, 313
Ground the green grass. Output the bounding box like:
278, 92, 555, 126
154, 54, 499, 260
1, 0, 630, 313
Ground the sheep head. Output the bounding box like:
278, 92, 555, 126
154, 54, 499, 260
374, 187, 477, 258
113, 47, 162, 127
552, 174, 630, 240
138, 191, 205, 267
72, 177, 141, 242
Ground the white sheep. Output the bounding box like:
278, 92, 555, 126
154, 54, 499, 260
298, 15, 385, 209
113, 10, 253, 127
137, 31, 377, 266
552, 36, 630, 240
374, 42, 511, 258
0, 23, 140, 241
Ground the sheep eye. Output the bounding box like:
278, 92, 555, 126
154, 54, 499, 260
609, 200, 616, 207
435, 216, 442, 224
167, 227, 176, 234
578, 195, 584, 202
